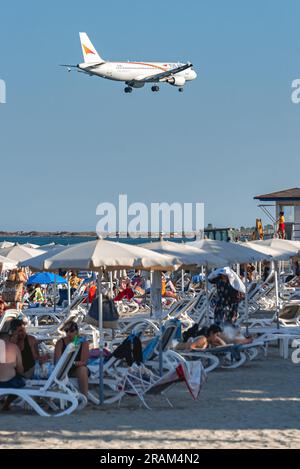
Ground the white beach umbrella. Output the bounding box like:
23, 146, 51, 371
250, 239, 300, 329
252, 239, 300, 257
141, 240, 228, 268
0, 244, 46, 263
40, 239, 180, 404
40, 243, 65, 251
0, 241, 15, 249
43, 239, 179, 271
188, 239, 269, 264
0, 255, 18, 272
20, 245, 69, 271
22, 243, 40, 249
245, 242, 295, 261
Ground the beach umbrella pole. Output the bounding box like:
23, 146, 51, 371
259, 261, 262, 280
53, 274, 57, 313
205, 265, 210, 325
98, 272, 104, 405
67, 271, 71, 306
244, 271, 249, 336
150, 270, 153, 317
156, 272, 163, 377
159, 321, 163, 376
109, 271, 113, 298
151, 270, 163, 376
274, 269, 280, 330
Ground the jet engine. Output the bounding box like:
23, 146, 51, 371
167, 76, 186, 87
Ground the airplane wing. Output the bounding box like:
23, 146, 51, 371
134, 62, 193, 83
60, 64, 78, 69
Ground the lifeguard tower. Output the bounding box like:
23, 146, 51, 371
254, 188, 300, 240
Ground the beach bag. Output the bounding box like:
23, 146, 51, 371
88, 297, 119, 324
2, 280, 23, 303
113, 334, 143, 366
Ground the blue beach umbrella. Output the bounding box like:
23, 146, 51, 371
27, 272, 67, 285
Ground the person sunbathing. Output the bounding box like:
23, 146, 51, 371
114, 278, 134, 301
161, 274, 178, 300
176, 324, 227, 351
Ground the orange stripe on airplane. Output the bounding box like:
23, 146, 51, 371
113, 61, 169, 72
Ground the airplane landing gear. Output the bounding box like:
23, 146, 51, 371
151, 85, 160, 92
124, 86, 133, 93
178, 87, 184, 92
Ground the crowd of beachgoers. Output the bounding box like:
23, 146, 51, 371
0, 238, 300, 417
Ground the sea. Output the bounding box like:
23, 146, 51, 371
0, 235, 196, 247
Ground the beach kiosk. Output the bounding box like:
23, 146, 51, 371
254, 188, 300, 240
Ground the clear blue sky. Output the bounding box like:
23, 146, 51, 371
1, 0, 300, 231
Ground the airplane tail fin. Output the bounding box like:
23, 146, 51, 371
79, 32, 105, 64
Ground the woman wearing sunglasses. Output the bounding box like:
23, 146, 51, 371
54, 321, 89, 397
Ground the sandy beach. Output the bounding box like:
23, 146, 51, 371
0, 349, 299, 449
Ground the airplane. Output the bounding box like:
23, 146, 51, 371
61, 32, 197, 93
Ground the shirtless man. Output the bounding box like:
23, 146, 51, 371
0, 332, 25, 410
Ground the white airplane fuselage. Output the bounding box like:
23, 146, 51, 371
63, 33, 197, 92
78, 61, 197, 86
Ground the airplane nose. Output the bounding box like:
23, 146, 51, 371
192, 70, 197, 79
